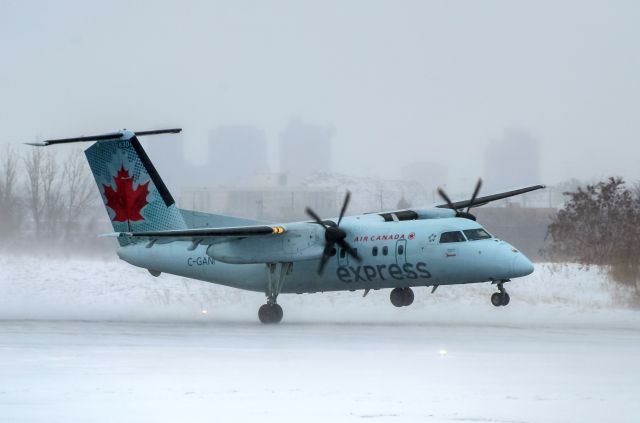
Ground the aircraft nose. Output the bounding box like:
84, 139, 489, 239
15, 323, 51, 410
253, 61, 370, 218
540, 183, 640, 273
511, 254, 534, 277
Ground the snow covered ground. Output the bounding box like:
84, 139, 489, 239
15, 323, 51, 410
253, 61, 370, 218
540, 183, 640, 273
1, 257, 639, 422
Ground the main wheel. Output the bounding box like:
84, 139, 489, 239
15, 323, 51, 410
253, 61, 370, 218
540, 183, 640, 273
272, 303, 283, 323
402, 287, 414, 306
258, 304, 272, 323
501, 293, 510, 306
491, 292, 503, 307
390, 288, 405, 307
258, 304, 284, 324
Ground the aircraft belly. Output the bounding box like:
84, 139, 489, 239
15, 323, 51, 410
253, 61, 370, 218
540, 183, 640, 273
117, 243, 267, 292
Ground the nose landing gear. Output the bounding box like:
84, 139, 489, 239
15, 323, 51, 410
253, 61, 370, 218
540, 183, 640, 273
390, 287, 414, 307
491, 281, 510, 307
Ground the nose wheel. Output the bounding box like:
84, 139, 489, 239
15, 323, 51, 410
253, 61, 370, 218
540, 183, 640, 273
491, 281, 510, 307
390, 287, 414, 307
491, 292, 510, 306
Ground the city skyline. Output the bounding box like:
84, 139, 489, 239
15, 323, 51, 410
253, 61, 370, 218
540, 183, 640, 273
2, 1, 639, 192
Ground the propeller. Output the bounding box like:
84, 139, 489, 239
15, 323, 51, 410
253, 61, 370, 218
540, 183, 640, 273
437, 178, 483, 221
305, 191, 362, 275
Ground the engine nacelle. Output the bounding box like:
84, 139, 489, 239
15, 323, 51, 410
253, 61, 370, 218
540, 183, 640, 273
414, 208, 457, 219
206, 223, 325, 264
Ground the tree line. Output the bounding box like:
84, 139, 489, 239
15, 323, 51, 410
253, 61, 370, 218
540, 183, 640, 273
0, 146, 110, 255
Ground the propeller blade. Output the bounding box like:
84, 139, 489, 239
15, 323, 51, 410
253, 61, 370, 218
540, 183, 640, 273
337, 239, 362, 262
317, 243, 334, 275
466, 178, 483, 213
307, 192, 359, 275
337, 191, 351, 226
305, 207, 328, 229
437, 187, 456, 210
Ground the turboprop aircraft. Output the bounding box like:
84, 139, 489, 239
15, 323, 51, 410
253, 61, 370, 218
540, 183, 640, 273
27, 128, 544, 323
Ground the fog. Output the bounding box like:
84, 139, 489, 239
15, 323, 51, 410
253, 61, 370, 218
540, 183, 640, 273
2, 1, 639, 195
2, 4, 640, 421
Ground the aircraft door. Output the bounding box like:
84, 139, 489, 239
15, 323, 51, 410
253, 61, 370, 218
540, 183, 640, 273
395, 239, 407, 265
338, 247, 350, 267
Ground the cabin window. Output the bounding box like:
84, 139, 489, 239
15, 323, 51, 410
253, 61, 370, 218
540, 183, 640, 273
463, 228, 492, 241
439, 231, 466, 243
382, 246, 389, 255
340, 248, 346, 258
372, 246, 378, 256
398, 245, 404, 255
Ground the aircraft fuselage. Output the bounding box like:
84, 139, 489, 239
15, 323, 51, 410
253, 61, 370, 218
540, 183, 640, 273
117, 217, 534, 295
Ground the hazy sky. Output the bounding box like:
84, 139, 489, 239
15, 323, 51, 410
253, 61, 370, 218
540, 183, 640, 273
1, 0, 639, 193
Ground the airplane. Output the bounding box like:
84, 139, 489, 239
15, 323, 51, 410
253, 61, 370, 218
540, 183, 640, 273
27, 128, 544, 323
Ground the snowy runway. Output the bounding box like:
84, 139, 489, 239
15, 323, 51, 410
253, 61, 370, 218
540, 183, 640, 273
1, 319, 639, 423
1, 258, 640, 422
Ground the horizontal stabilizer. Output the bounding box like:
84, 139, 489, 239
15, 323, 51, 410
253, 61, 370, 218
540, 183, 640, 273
25, 128, 181, 146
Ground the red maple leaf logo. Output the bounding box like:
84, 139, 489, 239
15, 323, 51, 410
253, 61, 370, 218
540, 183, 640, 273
103, 165, 149, 222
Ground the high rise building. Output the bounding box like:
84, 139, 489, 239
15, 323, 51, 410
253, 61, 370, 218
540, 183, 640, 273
206, 125, 268, 186
279, 117, 334, 184
484, 129, 541, 193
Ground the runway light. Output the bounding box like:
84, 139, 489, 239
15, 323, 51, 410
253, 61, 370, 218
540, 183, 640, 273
439, 349, 448, 356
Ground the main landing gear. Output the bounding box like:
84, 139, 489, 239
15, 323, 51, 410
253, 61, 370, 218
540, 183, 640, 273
259, 303, 283, 324
390, 287, 414, 307
491, 281, 510, 307
259, 262, 292, 324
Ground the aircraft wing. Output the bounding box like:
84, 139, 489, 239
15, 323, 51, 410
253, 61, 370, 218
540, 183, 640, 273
374, 184, 546, 221
102, 224, 286, 242
435, 184, 546, 210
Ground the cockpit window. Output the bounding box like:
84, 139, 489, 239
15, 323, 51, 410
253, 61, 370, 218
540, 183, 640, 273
463, 229, 492, 241
439, 231, 466, 243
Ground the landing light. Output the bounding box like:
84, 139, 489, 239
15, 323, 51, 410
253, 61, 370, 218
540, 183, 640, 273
272, 226, 286, 234
439, 349, 448, 356
201, 309, 208, 315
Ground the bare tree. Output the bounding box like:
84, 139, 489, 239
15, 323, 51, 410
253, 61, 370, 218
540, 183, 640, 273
60, 149, 99, 241
11, 147, 111, 255
24, 147, 43, 236
0, 145, 22, 242
42, 149, 63, 238
0, 146, 18, 199
24, 148, 63, 239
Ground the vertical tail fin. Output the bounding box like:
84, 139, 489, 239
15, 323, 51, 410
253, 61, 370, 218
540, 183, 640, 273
84, 130, 187, 241
26, 128, 187, 246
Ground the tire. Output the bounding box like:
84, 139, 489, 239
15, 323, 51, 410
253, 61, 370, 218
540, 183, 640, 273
259, 304, 283, 324
403, 288, 414, 306
491, 292, 503, 307
272, 304, 284, 323
390, 288, 405, 307
501, 293, 510, 306
259, 304, 274, 323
